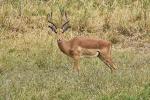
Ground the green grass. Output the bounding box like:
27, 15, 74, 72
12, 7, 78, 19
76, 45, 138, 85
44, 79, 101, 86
0, 35, 149, 100
0, 0, 150, 100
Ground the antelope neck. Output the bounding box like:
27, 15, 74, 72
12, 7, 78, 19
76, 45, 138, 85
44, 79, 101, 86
57, 39, 65, 50
57, 39, 69, 55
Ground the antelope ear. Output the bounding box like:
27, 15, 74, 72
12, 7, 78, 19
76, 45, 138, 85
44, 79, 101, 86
48, 26, 57, 33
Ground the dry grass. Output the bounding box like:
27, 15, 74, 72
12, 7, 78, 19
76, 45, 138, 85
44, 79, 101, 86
0, 0, 150, 100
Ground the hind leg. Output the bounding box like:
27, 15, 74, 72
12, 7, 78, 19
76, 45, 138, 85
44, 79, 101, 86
107, 45, 117, 70
98, 53, 114, 73
106, 56, 117, 70
98, 49, 117, 73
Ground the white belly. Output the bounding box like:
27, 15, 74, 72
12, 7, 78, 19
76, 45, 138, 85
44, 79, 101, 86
79, 48, 100, 58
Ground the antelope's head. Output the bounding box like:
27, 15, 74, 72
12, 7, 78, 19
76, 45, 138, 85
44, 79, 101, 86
48, 12, 71, 40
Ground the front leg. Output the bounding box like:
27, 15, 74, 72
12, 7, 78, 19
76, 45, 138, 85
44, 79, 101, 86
73, 56, 80, 74
71, 49, 81, 74
69, 47, 81, 74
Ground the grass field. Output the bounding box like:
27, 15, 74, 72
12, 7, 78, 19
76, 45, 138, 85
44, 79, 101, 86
0, 0, 150, 100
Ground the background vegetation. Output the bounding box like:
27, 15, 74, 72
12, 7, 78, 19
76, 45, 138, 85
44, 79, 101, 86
0, 0, 150, 100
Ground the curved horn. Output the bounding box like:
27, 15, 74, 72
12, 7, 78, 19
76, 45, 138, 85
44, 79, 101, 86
48, 20, 57, 30
49, 26, 57, 33
61, 20, 69, 29
47, 12, 57, 33
61, 21, 71, 33
61, 12, 71, 33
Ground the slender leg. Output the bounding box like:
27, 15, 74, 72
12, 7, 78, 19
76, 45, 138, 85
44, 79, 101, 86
73, 60, 76, 72
106, 56, 117, 70
98, 51, 117, 73
73, 59, 80, 74
98, 47, 117, 73
71, 50, 80, 73
73, 59, 79, 72
107, 44, 118, 70
98, 54, 113, 73
71, 49, 81, 74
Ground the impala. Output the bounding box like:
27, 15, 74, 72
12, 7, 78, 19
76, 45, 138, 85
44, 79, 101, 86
48, 12, 117, 73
